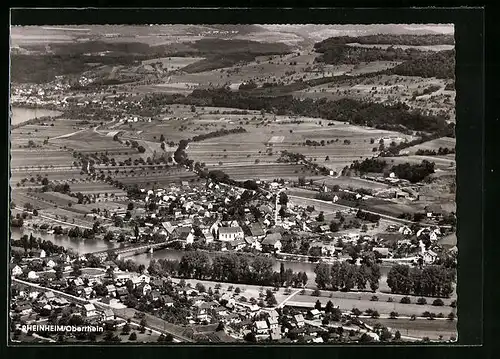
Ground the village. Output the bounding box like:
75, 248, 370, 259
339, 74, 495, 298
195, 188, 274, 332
10, 176, 457, 344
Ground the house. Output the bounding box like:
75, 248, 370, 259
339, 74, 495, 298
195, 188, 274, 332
244, 236, 262, 251
83, 303, 97, 318
218, 226, 245, 241
373, 247, 391, 258
161, 295, 174, 307
267, 316, 279, 330
44, 291, 56, 301
254, 320, 269, 335
307, 309, 321, 320
116, 287, 128, 300
398, 226, 413, 236
101, 309, 115, 321
293, 314, 305, 328
201, 230, 214, 244
174, 226, 195, 244
73, 277, 84, 287
425, 204, 443, 219
83, 287, 93, 299
106, 284, 117, 297
27, 271, 39, 280
270, 328, 282, 340
136, 282, 152, 296
227, 239, 246, 251
161, 221, 177, 236
422, 250, 438, 264
46, 259, 56, 268
17, 303, 33, 316
150, 289, 161, 301
248, 223, 265, 239
11, 265, 23, 277
319, 224, 330, 233
261, 233, 283, 253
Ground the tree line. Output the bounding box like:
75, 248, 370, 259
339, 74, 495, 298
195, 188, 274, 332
172, 252, 309, 287
387, 264, 455, 298
314, 260, 381, 292
191, 127, 246, 142
415, 147, 455, 156
314, 34, 455, 47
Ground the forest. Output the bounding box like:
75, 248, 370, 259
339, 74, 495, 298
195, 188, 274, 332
389, 50, 455, 79
142, 88, 449, 134
390, 160, 436, 183
314, 34, 455, 47
314, 44, 426, 65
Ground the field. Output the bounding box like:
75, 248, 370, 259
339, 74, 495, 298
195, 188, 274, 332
363, 318, 457, 341
386, 155, 455, 171
404, 137, 456, 154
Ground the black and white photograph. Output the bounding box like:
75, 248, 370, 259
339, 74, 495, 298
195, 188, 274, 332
9, 19, 461, 345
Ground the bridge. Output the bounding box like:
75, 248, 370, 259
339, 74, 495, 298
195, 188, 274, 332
89, 241, 175, 260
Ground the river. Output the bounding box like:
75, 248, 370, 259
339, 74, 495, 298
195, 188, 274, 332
11, 107, 62, 126
10, 228, 391, 289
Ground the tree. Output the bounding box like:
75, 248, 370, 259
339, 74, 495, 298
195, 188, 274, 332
389, 311, 399, 319
380, 328, 392, 341
195, 282, 206, 293
244, 332, 257, 342
122, 323, 131, 334
316, 211, 325, 222
400, 296, 411, 304
417, 297, 427, 305
129, 332, 137, 341
351, 308, 362, 317
325, 300, 334, 313
315, 300, 322, 311
55, 265, 64, 280
432, 298, 444, 306
127, 202, 134, 211
394, 331, 401, 341
448, 312, 456, 321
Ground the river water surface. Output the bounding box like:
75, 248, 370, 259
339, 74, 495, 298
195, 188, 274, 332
11, 107, 62, 126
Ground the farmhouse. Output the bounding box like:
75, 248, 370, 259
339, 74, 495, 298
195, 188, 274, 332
261, 233, 282, 253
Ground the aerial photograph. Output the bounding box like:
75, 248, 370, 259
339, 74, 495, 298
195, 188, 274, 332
9, 23, 457, 344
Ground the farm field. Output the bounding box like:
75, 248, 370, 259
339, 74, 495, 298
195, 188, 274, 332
386, 155, 455, 170
363, 318, 457, 341
213, 163, 322, 181
292, 293, 455, 317
404, 137, 456, 154
10, 150, 74, 168
312, 176, 391, 191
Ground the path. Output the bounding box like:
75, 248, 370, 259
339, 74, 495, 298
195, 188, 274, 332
50, 128, 88, 141
276, 289, 301, 308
